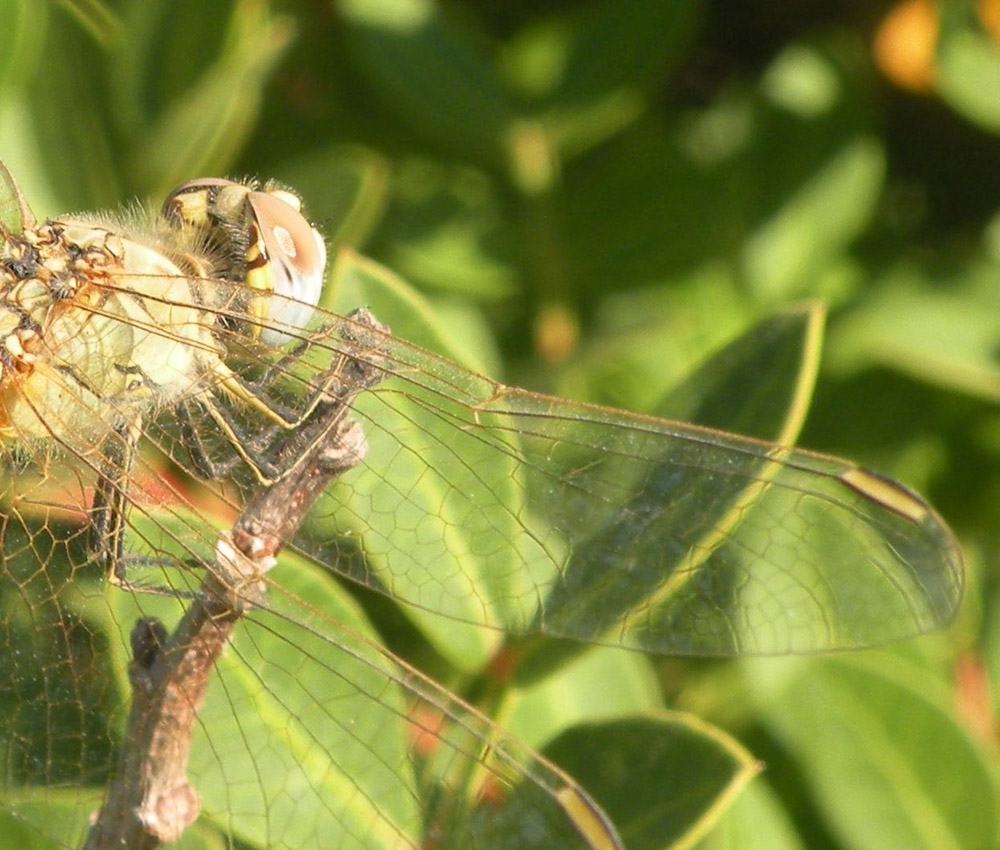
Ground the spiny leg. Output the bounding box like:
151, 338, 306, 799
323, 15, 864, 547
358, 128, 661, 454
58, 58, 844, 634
88, 419, 200, 596
191, 380, 354, 485
88, 419, 146, 587
200, 312, 389, 486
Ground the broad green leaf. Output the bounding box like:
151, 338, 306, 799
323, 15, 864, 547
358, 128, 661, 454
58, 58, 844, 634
0, 0, 47, 94
372, 157, 518, 300
25, 8, 121, 209
324, 251, 526, 671
552, 263, 748, 414
111, 0, 251, 133
513, 301, 823, 680
937, 27, 1000, 133
553, 0, 701, 109
561, 120, 742, 293
105, 558, 422, 850
503, 646, 664, 749
0, 790, 101, 849
659, 302, 824, 442
829, 265, 1000, 402
128, 4, 293, 197
745, 650, 999, 850
543, 713, 760, 850
509, 0, 701, 160
741, 136, 885, 301
695, 779, 806, 850
199, 567, 420, 849
331, 248, 499, 372
334, 0, 516, 164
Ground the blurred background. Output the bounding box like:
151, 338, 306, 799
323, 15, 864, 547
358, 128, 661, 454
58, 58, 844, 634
1, 1, 999, 848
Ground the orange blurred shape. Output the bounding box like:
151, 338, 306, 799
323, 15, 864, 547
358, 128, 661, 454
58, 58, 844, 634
534, 301, 579, 365
407, 701, 446, 758
874, 0, 939, 93
955, 651, 998, 748
477, 775, 507, 808
875, 0, 1000, 93
982, 0, 1000, 41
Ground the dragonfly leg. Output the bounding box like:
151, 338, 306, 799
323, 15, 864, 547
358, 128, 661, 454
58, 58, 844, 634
88, 420, 139, 586
215, 308, 389, 430
89, 419, 200, 597
194, 381, 352, 485
194, 308, 389, 486
176, 400, 247, 480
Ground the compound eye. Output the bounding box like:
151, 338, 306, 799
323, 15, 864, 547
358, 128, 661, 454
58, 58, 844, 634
248, 190, 326, 344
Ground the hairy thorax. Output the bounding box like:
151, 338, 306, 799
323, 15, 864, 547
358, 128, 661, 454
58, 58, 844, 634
0, 220, 222, 451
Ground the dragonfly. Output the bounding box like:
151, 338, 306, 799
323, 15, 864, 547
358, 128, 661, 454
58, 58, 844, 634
0, 160, 964, 850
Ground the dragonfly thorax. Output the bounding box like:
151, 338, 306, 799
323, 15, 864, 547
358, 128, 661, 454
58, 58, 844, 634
0, 219, 221, 448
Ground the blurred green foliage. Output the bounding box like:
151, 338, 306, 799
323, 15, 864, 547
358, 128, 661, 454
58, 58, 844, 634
2, 0, 1000, 848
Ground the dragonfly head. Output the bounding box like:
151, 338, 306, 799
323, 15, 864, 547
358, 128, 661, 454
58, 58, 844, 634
161, 178, 327, 346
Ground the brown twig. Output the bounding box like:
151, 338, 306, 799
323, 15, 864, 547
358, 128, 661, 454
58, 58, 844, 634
83, 309, 388, 850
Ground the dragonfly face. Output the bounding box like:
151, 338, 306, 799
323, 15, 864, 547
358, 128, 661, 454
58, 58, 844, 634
161, 177, 326, 346
0, 168, 965, 850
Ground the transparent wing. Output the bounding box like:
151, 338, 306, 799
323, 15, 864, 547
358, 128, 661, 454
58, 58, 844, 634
142, 285, 964, 660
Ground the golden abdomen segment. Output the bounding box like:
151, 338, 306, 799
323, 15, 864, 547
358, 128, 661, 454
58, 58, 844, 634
0, 221, 220, 450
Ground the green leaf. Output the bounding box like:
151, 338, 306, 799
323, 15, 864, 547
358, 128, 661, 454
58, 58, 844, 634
504, 646, 664, 749
24, 8, 121, 209
695, 779, 806, 850
741, 136, 885, 301
323, 251, 524, 671
334, 0, 516, 164
0, 0, 48, 94
106, 557, 423, 850
553, 263, 750, 414
331, 248, 499, 370
54, 0, 122, 48
201, 568, 420, 848
372, 157, 517, 300
560, 120, 743, 295
514, 302, 824, 680
828, 263, 1000, 403
745, 649, 1000, 850
553, 0, 701, 109
111, 0, 247, 133
544, 713, 760, 850
659, 301, 825, 443
937, 27, 1000, 133
127, 3, 294, 197
509, 0, 702, 161
0, 789, 99, 849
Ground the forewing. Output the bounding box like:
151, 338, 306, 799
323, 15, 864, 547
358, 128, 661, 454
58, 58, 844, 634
206, 300, 964, 659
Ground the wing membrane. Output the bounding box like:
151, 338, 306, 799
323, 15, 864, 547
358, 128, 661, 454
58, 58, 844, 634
161, 301, 960, 657
126, 293, 964, 658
